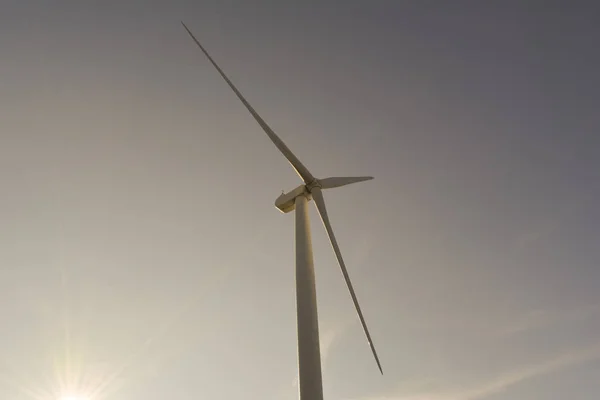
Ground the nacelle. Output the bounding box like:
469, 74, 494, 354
274, 184, 312, 213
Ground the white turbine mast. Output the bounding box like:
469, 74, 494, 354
182, 21, 382, 400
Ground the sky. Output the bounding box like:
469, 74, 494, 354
1, 1, 599, 399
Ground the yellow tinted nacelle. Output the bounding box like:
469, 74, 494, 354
274, 185, 312, 213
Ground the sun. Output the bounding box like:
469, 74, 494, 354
60, 396, 89, 400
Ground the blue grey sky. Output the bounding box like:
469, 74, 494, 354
1, 1, 599, 400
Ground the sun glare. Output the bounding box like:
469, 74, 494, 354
60, 396, 89, 400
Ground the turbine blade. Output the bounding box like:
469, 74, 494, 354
319, 176, 374, 190
311, 187, 383, 374
181, 21, 315, 184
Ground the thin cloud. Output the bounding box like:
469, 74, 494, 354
495, 309, 553, 338
514, 215, 564, 250
496, 303, 600, 339
281, 317, 357, 400
355, 339, 600, 400
320, 327, 341, 366
320, 317, 358, 366
458, 341, 600, 400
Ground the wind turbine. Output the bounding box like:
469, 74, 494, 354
181, 22, 382, 400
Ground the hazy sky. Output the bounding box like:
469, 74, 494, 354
1, 1, 599, 400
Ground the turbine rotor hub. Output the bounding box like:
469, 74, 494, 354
305, 179, 322, 193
